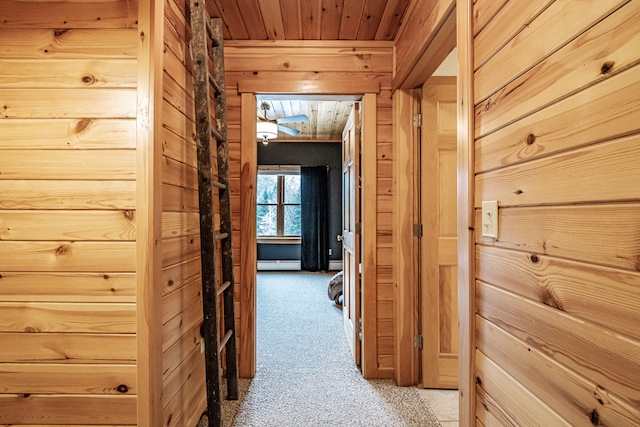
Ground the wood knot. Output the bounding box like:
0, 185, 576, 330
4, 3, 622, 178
54, 29, 69, 38
168, 279, 174, 287
530, 254, 539, 263
55, 245, 71, 256
117, 384, 129, 393
475, 376, 482, 386
123, 210, 134, 221
282, 62, 290, 69
81, 74, 96, 85
515, 189, 524, 195
75, 119, 92, 134
24, 326, 39, 333
600, 62, 614, 75
103, 274, 110, 280
590, 409, 600, 425
526, 134, 536, 145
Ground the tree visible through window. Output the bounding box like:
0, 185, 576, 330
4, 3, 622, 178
256, 169, 301, 238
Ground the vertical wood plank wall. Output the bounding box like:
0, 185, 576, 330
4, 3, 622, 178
467, 0, 640, 424
161, 0, 208, 425
223, 41, 396, 378
0, 1, 138, 425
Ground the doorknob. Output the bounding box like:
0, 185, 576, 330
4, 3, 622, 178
337, 235, 344, 242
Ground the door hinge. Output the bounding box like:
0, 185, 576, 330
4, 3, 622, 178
413, 113, 422, 128
356, 126, 362, 137
355, 223, 362, 235
413, 223, 423, 238
355, 320, 362, 335
414, 333, 423, 350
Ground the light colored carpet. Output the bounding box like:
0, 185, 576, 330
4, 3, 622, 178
199, 271, 441, 427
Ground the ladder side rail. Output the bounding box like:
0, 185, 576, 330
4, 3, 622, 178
210, 16, 239, 401
190, 1, 223, 425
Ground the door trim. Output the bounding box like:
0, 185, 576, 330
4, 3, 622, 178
238, 84, 379, 379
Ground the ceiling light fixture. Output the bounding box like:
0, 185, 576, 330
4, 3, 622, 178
257, 120, 278, 146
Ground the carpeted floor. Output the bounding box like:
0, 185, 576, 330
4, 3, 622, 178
199, 271, 441, 427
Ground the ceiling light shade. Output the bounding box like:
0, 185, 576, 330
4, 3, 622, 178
257, 121, 278, 145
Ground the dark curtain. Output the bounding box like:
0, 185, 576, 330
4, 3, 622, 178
300, 166, 329, 271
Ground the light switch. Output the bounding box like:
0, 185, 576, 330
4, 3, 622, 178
482, 200, 499, 238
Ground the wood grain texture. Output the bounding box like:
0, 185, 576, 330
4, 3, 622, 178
474, 0, 627, 103
476, 245, 640, 340
475, 64, 640, 173
0, 302, 136, 333
477, 316, 640, 426
0, 363, 137, 395
475, 1, 640, 136
0, 394, 136, 425
0, 29, 138, 59
0, 272, 136, 303
0, 119, 136, 150
0, 333, 136, 364
475, 204, 640, 272
1, 0, 138, 29
477, 281, 640, 407
475, 134, 640, 208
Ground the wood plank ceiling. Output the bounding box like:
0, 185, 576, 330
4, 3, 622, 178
208, 0, 411, 41
209, 0, 412, 141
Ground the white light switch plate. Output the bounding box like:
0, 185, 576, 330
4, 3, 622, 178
482, 200, 499, 238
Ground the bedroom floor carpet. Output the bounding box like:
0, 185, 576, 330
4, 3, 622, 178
198, 271, 441, 427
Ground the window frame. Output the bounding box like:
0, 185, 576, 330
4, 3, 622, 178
256, 166, 301, 244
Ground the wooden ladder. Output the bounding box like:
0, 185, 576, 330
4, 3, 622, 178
189, 2, 238, 426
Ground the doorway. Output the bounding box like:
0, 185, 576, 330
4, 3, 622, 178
238, 89, 378, 378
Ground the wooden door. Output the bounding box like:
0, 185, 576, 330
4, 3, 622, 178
342, 103, 361, 366
420, 78, 458, 388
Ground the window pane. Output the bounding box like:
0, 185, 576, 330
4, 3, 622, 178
284, 175, 300, 204
256, 205, 277, 236
257, 175, 278, 204
284, 205, 301, 236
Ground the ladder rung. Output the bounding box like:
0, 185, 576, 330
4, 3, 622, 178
218, 329, 233, 354
207, 20, 222, 47
215, 232, 229, 241
212, 180, 227, 190
211, 127, 224, 142
208, 74, 222, 96
216, 280, 231, 296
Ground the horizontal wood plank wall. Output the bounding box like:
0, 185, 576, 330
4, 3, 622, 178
224, 40, 395, 378
0, 1, 138, 425
160, 0, 207, 426
470, 0, 640, 424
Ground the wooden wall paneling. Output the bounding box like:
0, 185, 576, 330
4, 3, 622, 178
474, 0, 628, 104
472, 0, 507, 36
2, 333, 136, 364
163, 156, 198, 189
162, 326, 201, 380
162, 183, 200, 212
475, 134, 640, 208
0, 150, 136, 180
475, 349, 571, 426
392, 89, 419, 385
0, 272, 136, 303
0, 118, 136, 149
0, 88, 137, 119
1, 0, 138, 29
0, 210, 136, 241
0, 58, 137, 88
477, 316, 640, 425
475, 204, 640, 272
477, 281, 640, 408
0, 29, 138, 59
475, 2, 640, 137
0, 363, 137, 395
162, 345, 204, 415
457, 0, 475, 424
475, 64, 640, 173
0, 394, 137, 425
477, 245, 640, 341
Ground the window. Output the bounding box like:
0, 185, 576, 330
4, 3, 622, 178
256, 167, 301, 240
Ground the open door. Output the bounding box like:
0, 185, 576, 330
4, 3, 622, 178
341, 103, 361, 366
420, 78, 458, 388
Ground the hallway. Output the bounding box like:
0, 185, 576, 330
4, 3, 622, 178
203, 271, 447, 426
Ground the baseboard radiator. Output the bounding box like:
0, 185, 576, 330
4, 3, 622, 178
257, 260, 343, 271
